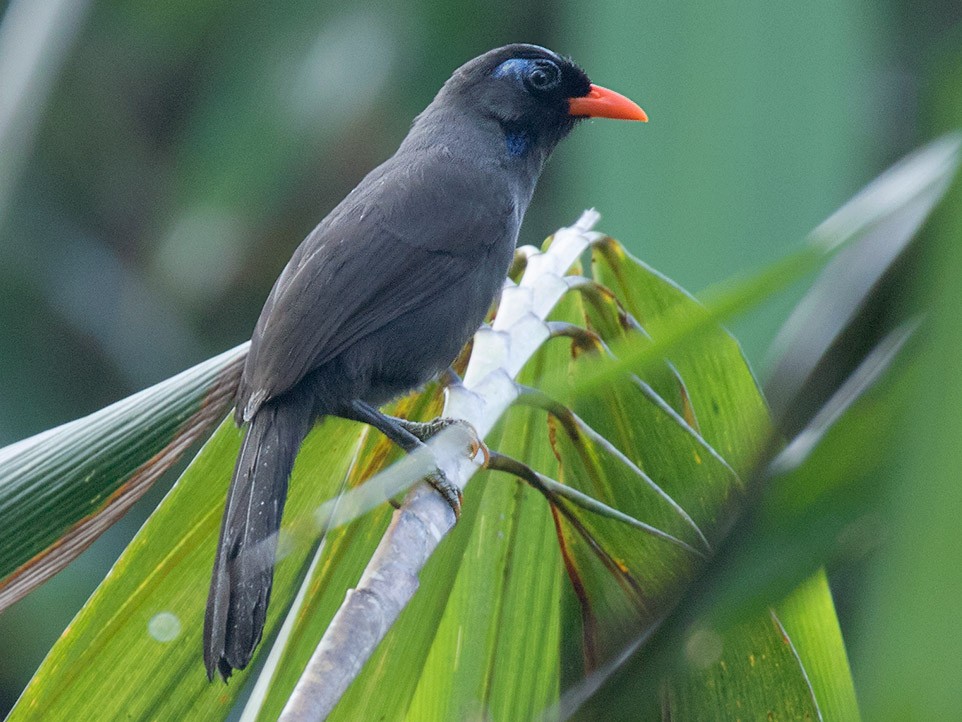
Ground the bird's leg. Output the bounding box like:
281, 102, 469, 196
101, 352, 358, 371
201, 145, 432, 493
393, 417, 453, 441
386, 415, 489, 467
335, 400, 464, 517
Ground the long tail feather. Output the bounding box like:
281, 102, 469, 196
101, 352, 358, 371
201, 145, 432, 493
204, 395, 313, 680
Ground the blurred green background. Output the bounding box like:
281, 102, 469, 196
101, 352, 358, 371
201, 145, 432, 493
0, 0, 958, 714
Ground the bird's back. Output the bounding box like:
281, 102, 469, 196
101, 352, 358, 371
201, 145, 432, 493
236, 137, 526, 422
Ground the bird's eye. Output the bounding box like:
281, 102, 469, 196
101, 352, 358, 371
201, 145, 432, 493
524, 60, 561, 93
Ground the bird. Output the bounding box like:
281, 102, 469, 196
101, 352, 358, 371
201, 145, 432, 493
203, 42, 647, 681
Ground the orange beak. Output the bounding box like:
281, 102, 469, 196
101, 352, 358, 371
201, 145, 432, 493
568, 84, 648, 122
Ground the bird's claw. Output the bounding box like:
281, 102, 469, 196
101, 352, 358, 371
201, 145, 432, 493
397, 416, 491, 519
447, 418, 489, 468
427, 468, 463, 519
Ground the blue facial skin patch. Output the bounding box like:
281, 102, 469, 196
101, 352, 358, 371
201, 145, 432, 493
494, 59, 534, 157
505, 130, 529, 157
492, 57, 532, 81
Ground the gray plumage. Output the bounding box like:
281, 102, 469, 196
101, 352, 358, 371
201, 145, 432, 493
204, 43, 598, 680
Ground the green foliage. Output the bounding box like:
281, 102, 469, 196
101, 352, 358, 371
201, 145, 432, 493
4, 242, 843, 720
2, 134, 959, 719
855, 128, 962, 719
7, 414, 368, 720
3, 0, 958, 716
0, 345, 245, 609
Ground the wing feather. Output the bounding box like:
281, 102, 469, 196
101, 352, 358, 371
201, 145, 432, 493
236, 155, 513, 420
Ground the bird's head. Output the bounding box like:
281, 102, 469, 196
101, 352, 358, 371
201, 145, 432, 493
430, 44, 647, 160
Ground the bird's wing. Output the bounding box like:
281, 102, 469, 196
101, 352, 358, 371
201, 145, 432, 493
237, 164, 511, 421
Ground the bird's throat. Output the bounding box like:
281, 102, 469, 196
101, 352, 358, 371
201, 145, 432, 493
505, 129, 531, 157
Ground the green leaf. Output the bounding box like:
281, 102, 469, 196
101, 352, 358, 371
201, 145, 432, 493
854, 124, 962, 718
11, 237, 851, 720
8, 411, 368, 720
558, 139, 962, 722
591, 239, 772, 474
530, 242, 765, 675
400, 404, 562, 722
662, 585, 824, 720
775, 571, 859, 721
18, 131, 953, 715
0, 343, 246, 610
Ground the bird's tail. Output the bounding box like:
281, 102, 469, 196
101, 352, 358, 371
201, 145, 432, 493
204, 394, 313, 681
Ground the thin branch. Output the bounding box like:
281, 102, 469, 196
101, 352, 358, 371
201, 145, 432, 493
275, 210, 602, 722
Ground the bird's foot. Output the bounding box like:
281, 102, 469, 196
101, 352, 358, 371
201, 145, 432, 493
396, 417, 489, 466
396, 416, 459, 441
395, 417, 489, 520
426, 468, 464, 519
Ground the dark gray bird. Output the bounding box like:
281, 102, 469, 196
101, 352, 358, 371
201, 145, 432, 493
203, 43, 646, 681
